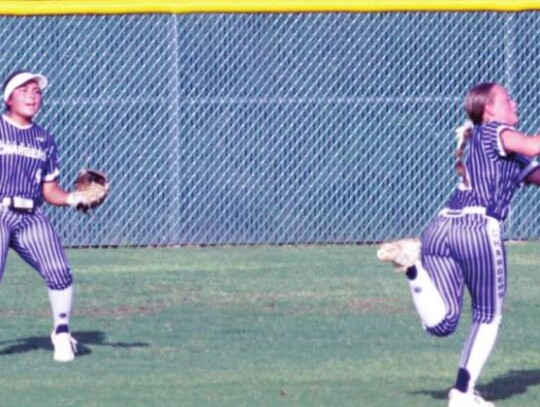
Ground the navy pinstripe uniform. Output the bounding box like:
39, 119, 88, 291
0, 115, 73, 290
414, 120, 538, 395
1, 71, 79, 362
421, 121, 534, 336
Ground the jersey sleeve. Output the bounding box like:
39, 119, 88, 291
494, 123, 516, 157
480, 122, 508, 159
42, 135, 60, 182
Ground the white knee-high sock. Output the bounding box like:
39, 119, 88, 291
407, 261, 447, 328
48, 285, 73, 332
459, 316, 501, 393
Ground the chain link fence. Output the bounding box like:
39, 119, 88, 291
1, 12, 539, 246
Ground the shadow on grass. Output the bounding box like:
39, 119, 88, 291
0, 330, 149, 357
412, 369, 540, 401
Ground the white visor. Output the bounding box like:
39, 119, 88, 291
3, 72, 48, 102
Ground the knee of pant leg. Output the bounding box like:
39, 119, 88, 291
47, 278, 73, 290
44, 270, 73, 290
426, 313, 460, 337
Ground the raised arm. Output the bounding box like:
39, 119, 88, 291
500, 128, 540, 157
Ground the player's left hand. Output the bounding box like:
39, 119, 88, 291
67, 169, 109, 213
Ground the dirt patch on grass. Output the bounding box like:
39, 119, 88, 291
345, 297, 408, 314
272, 297, 410, 316
77, 302, 168, 318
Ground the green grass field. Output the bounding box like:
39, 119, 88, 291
0, 242, 539, 406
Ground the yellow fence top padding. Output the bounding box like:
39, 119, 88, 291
0, 0, 538, 15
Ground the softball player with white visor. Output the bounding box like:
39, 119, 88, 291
0, 71, 93, 362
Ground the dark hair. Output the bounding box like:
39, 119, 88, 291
455, 82, 498, 188
3, 69, 32, 112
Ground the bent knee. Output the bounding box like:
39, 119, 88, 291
42, 266, 73, 290
426, 314, 460, 337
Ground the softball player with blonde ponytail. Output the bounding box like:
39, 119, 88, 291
378, 82, 540, 407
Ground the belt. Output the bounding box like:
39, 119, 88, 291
1, 197, 35, 213
439, 206, 501, 221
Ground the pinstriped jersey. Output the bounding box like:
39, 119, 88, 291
0, 115, 59, 205
447, 121, 532, 220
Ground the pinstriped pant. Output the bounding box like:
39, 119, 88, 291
421, 213, 506, 337
0, 207, 73, 290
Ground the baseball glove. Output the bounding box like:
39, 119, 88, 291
72, 169, 109, 213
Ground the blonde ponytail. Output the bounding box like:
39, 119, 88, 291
455, 120, 473, 188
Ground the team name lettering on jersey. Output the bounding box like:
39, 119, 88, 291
0, 141, 46, 161
0, 116, 60, 201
